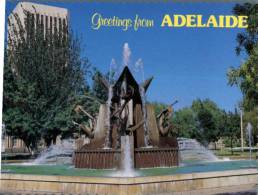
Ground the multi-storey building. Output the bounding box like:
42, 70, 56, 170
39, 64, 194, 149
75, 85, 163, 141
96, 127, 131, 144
8, 2, 68, 44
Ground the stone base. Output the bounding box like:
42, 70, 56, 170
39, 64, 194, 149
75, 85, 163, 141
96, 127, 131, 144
1, 169, 257, 195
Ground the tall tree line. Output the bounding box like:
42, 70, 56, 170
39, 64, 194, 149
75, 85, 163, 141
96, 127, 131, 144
228, 3, 258, 143
3, 10, 103, 151
153, 99, 241, 149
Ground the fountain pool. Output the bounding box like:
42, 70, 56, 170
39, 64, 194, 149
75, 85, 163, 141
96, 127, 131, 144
2, 160, 257, 177
1, 160, 257, 194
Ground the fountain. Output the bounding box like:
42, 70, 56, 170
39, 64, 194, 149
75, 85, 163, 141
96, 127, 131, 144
74, 66, 179, 169
178, 138, 218, 164
139, 86, 150, 146
33, 139, 74, 165
246, 122, 253, 160
2, 44, 258, 194
2, 66, 258, 194
121, 136, 134, 175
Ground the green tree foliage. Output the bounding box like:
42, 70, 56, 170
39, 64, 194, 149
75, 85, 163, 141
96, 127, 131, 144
191, 99, 226, 145
233, 3, 258, 55
152, 99, 231, 145
151, 102, 168, 116
228, 45, 258, 110
173, 107, 200, 140
222, 109, 241, 153
3, 56, 41, 150
91, 70, 108, 102
91, 68, 116, 103
227, 3, 258, 142
228, 3, 258, 110
4, 10, 91, 149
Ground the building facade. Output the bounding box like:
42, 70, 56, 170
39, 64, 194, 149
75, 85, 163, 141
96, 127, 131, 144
8, 2, 68, 44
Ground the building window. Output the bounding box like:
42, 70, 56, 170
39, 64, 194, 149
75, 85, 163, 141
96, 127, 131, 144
54, 17, 57, 34
40, 15, 44, 34
50, 16, 52, 34
45, 16, 48, 36
59, 18, 62, 32
63, 18, 66, 28
36, 14, 39, 25
25, 13, 31, 33
41, 15, 43, 23
63, 18, 67, 37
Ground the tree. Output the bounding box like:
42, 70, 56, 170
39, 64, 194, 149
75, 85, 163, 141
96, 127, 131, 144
152, 102, 168, 117
228, 3, 258, 110
228, 45, 258, 110
197, 107, 217, 146
222, 109, 240, 154
191, 99, 225, 146
173, 107, 201, 140
4, 9, 91, 150
91, 68, 116, 103
233, 3, 258, 55
152, 99, 227, 145
91, 70, 108, 102
3, 57, 41, 151
227, 4, 258, 143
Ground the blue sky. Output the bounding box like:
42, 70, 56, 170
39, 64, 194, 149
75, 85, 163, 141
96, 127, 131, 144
6, 1, 246, 111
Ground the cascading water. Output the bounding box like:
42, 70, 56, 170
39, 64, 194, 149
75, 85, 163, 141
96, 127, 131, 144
134, 58, 145, 83
139, 86, 149, 146
104, 85, 113, 148
122, 136, 134, 176
109, 58, 117, 82
111, 136, 137, 177
123, 43, 131, 67
33, 139, 74, 165
177, 138, 218, 164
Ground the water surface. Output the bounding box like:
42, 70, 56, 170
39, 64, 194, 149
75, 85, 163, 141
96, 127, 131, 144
2, 160, 257, 177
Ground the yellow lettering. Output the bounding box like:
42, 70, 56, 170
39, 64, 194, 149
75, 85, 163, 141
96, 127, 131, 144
173, 15, 186, 27
207, 15, 218, 27
186, 15, 196, 27
197, 15, 206, 27
238, 16, 248, 28
91, 13, 101, 30
225, 16, 238, 28
161, 14, 173, 27
159, 14, 248, 29
218, 15, 224, 28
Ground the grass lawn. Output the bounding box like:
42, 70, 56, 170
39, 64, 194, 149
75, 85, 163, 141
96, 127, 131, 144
214, 149, 257, 160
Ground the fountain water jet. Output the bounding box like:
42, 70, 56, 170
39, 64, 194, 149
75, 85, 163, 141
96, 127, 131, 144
111, 135, 138, 177
246, 122, 253, 160
104, 85, 113, 148
34, 139, 74, 165
178, 138, 218, 164
139, 86, 149, 146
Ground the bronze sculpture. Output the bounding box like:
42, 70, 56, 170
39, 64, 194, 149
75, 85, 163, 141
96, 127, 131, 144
73, 66, 179, 169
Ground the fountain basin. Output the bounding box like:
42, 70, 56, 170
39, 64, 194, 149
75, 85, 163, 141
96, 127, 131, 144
1, 160, 257, 194
1, 168, 257, 194
74, 147, 179, 169
1, 160, 256, 176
